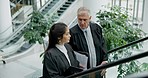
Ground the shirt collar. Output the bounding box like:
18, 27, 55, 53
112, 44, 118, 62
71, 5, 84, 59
78, 24, 90, 32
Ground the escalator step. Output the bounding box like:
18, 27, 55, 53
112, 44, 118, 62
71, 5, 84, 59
57, 10, 64, 13
63, 4, 70, 7
57, 13, 61, 16
60, 7, 67, 10
68, 0, 75, 1
65, 2, 72, 5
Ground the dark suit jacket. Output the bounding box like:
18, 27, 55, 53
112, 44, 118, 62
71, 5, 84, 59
42, 44, 79, 78
69, 22, 108, 68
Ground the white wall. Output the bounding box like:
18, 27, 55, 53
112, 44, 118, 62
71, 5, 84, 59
83, 0, 111, 22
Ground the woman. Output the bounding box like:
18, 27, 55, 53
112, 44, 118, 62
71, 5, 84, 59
42, 22, 82, 78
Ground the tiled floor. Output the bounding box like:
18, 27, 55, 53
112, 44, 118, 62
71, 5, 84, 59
0, 44, 43, 78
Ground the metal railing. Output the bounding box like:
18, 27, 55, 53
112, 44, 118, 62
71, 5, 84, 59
111, 0, 145, 23
45, 0, 65, 16
68, 16, 77, 29
66, 50, 148, 78
108, 36, 148, 54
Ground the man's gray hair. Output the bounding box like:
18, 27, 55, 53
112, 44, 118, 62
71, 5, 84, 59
77, 7, 91, 16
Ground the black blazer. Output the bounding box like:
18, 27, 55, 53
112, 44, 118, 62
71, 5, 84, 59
69, 22, 108, 68
42, 44, 79, 78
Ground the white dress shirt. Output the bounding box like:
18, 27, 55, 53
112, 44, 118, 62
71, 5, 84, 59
56, 44, 71, 66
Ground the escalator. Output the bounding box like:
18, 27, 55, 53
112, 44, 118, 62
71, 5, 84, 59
0, 0, 76, 57
41, 0, 60, 15
57, 0, 75, 16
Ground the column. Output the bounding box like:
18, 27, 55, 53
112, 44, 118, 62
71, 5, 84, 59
142, 0, 148, 33
0, 0, 13, 41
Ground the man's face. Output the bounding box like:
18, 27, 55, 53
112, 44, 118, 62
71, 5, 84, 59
77, 11, 91, 29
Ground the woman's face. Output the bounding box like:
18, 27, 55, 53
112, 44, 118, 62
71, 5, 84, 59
60, 27, 71, 44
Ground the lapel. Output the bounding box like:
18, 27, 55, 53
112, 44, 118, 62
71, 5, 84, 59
55, 46, 71, 66
89, 22, 97, 46
64, 44, 74, 66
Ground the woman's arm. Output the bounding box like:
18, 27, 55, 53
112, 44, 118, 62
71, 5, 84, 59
43, 52, 65, 78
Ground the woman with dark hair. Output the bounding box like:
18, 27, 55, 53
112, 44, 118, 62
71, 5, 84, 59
42, 22, 82, 78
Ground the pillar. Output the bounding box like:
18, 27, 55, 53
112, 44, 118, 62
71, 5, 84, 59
142, 0, 148, 33
0, 0, 13, 42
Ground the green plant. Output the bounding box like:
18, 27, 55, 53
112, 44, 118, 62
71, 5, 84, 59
23, 11, 53, 50
96, 6, 148, 78
23, 11, 59, 59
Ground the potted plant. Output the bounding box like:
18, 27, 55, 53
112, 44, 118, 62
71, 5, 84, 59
23, 11, 52, 50
96, 6, 148, 78
23, 11, 58, 60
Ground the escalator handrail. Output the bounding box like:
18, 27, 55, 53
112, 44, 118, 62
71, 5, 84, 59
45, 0, 65, 16
0, 19, 30, 49
38, 0, 53, 12
108, 36, 148, 54
66, 50, 148, 78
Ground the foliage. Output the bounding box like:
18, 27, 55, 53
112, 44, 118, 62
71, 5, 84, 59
23, 11, 59, 59
96, 6, 148, 78
23, 11, 53, 44
96, 6, 145, 50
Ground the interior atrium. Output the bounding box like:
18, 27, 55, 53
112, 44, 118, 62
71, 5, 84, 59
0, 0, 148, 78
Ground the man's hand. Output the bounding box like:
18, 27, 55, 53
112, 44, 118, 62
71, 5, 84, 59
100, 61, 108, 76
101, 69, 106, 76
79, 64, 85, 69
101, 61, 108, 65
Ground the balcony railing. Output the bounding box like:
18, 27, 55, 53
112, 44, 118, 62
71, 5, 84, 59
111, 0, 145, 24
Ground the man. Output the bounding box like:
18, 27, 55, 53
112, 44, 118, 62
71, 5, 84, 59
69, 7, 108, 78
